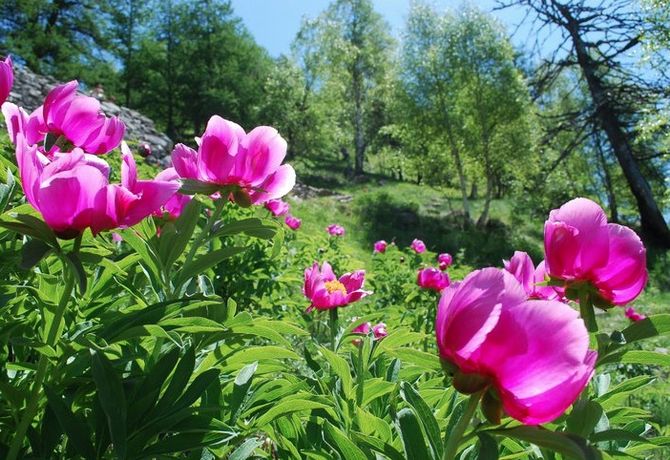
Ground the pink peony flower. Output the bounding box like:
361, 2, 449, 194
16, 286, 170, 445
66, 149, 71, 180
544, 198, 647, 306
417, 267, 450, 292
436, 268, 596, 425
351, 320, 387, 344
373, 240, 388, 253
3, 103, 48, 146
410, 238, 426, 253
0, 55, 13, 106
265, 199, 290, 216
303, 261, 372, 311
327, 224, 345, 236
625, 307, 646, 322
503, 251, 564, 301
372, 322, 388, 339
153, 166, 193, 220
171, 115, 295, 205
16, 135, 178, 238
285, 214, 301, 230
111, 232, 123, 243
438, 253, 453, 270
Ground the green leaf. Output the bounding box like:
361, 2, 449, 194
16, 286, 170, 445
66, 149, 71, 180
212, 217, 276, 240
65, 252, 87, 294
175, 246, 247, 286
400, 382, 443, 459
120, 228, 163, 284
44, 386, 96, 459
152, 347, 196, 417
489, 426, 597, 460
350, 431, 405, 460
319, 346, 353, 398
621, 314, 670, 343
323, 421, 367, 460
590, 428, 650, 444
477, 433, 499, 460
598, 350, 670, 367
230, 362, 258, 424
91, 350, 127, 460
567, 399, 604, 437
396, 407, 432, 460
254, 399, 332, 427
14, 213, 59, 247
159, 199, 202, 269
229, 438, 264, 460
387, 347, 441, 372
20, 239, 52, 270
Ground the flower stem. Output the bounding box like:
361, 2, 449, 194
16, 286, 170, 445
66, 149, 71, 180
443, 391, 483, 460
7, 269, 75, 460
578, 289, 598, 332
329, 308, 339, 351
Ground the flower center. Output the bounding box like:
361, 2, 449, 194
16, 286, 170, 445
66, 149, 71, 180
324, 280, 346, 294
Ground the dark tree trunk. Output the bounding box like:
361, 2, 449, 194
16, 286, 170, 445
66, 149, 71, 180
469, 182, 478, 199
595, 136, 619, 223
557, 3, 670, 247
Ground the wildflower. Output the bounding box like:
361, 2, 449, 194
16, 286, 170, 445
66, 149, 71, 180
544, 198, 647, 306
373, 240, 388, 253
438, 252, 453, 270
503, 251, 564, 301
327, 224, 345, 236
0, 55, 13, 106
171, 115, 295, 205
410, 238, 426, 253
285, 215, 301, 230
303, 261, 371, 311
265, 199, 290, 216
625, 307, 646, 322
436, 268, 596, 425
417, 267, 450, 292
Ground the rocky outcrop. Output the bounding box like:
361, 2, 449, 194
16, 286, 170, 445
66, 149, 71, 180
4, 65, 173, 160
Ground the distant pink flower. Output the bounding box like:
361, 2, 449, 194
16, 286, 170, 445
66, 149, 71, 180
372, 322, 388, 339
417, 267, 450, 292
16, 135, 178, 238
351, 320, 387, 344
111, 232, 123, 243
625, 307, 646, 322
171, 115, 295, 205
265, 199, 290, 216
373, 240, 388, 253
352, 320, 371, 335
327, 224, 345, 236
153, 166, 192, 220
410, 239, 426, 253
303, 261, 372, 311
285, 215, 301, 230
503, 251, 564, 301
438, 253, 453, 270
544, 198, 647, 306
436, 268, 596, 425
0, 55, 13, 106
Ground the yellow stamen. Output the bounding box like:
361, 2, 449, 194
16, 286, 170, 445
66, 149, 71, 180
324, 280, 347, 294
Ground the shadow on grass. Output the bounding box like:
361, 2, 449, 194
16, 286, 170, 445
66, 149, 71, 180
355, 191, 544, 267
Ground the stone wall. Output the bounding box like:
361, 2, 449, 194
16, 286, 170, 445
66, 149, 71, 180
5, 65, 173, 161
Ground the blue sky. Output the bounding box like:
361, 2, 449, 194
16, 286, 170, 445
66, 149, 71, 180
228, 0, 561, 57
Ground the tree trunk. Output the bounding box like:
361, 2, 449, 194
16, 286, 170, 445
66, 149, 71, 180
557, 3, 670, 247
353, 69, 365, 175
477, 175, 494, 227
469, 182, 478, 199
595, 136, 619, 222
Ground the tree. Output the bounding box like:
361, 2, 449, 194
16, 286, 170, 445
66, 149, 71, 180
298, 0, 394, 175
499, 0, 670, 247
400, 4, 535, 224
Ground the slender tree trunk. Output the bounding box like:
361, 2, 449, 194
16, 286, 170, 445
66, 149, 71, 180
469, 182, 478, 200
124, 0, 135, 107
353, 64, 365, 175
477, 175, 494, 227
557, 3, 670, 247
446, 132, 470, 221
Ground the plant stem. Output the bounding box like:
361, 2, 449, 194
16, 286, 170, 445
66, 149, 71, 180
329, 308, 339, 351
355, 342, 364, 406
443, 391, 483, 460
7, 270, 75, 460
578, 289, 598, 332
